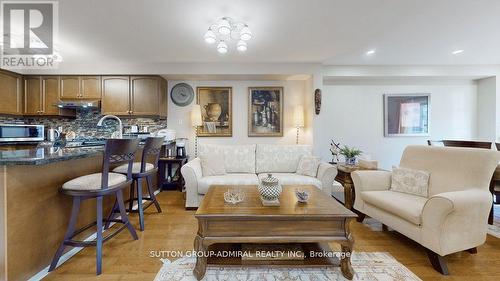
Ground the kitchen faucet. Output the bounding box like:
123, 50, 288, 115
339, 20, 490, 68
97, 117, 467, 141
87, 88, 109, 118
97, 115, 123, 139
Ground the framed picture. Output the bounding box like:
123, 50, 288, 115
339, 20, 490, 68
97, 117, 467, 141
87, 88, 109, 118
196, 87, 232, 137
384, 93, 430, 137
248, 87, 283, 137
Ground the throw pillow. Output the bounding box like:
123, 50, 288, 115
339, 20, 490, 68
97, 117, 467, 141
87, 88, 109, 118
390, 166, 430, 197
200, 150, 226, 176
296, 156, 321, 177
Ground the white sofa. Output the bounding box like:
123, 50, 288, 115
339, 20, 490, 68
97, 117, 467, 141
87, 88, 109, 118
181, 144, 337, 208
352, 145, 500, 275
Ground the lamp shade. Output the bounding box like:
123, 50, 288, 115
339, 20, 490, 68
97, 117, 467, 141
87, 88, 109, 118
191, 104, 202, 127
293, 105, 305, 128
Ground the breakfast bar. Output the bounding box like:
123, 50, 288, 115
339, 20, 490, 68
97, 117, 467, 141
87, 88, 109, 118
0, 143, 169, 281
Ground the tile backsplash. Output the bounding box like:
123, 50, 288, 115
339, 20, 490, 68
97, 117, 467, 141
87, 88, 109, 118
0, 109, 168, 139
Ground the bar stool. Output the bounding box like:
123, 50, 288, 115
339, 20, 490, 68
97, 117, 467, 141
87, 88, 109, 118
49, 138, 140, 275
107, 137, 164, 231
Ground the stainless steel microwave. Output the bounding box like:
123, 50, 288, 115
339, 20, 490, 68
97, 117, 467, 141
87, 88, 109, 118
0, 124, 45, 142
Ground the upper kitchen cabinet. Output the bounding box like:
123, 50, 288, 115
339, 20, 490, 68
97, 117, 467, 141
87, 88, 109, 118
101, 76, 130, 115
101, 76, 167, 117
130, 76, 160, 116
0, 70, 23, 115
24, 76, 74, 117
159, 78, 168, 118
60, 76, 101, 99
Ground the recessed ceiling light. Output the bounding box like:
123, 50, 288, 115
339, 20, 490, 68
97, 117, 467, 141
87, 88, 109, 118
452, 49, 464, 55
366, 50, 376, 55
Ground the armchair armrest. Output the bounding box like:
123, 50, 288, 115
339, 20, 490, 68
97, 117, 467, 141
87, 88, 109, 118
422, 189, 492, 256
181, 158, 203, 208
351, 170, 392, 191
316, 162, 338, 196
351, 170, 391, 211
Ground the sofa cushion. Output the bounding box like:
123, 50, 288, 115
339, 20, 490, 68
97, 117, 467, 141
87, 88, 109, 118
199, 144, 256, 173
198, 174, 259, 194
223, 144, 256, 173
361, 190, 427, 225
257, 173, 322, 189
200, 149, 226, 176
256, 144, 312, 173
391, 166, 430, 197
296, 156, 321, 177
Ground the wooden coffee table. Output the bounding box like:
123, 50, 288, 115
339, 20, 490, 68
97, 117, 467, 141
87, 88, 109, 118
193, 185, 357, 280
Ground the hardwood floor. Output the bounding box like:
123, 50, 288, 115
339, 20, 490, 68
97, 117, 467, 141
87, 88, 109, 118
45, 191, 500, 281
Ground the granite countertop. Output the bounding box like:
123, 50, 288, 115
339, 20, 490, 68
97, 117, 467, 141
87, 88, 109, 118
0, 146, 104, 165
0, 140, 175, 166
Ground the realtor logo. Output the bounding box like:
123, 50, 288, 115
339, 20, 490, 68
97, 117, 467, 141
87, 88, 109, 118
1, 1, 59, 69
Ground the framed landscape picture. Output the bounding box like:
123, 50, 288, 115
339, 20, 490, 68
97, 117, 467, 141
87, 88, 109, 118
248, 87, 283, 137
384, 93, 430, 137
197, 87, 232, 137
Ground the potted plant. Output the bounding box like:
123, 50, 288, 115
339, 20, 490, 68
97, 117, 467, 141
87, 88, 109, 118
339, 145, 362, 166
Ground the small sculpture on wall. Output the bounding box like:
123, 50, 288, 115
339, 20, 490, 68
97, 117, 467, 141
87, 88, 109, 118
314, 88, 322, 115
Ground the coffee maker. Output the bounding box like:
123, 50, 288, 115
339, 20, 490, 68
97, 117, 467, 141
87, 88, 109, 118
176, 138, 187, 158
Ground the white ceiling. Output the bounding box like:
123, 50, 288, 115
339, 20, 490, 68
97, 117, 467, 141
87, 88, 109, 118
54, 0, 500, 66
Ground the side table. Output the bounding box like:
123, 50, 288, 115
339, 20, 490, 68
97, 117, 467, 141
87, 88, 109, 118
158, 156, 189, 191
332, 163, 377, 220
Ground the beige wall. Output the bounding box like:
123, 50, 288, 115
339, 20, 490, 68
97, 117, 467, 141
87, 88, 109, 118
167, 79, 312, 157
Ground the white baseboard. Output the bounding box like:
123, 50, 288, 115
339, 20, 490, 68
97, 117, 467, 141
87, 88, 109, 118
28, 189, 162, 281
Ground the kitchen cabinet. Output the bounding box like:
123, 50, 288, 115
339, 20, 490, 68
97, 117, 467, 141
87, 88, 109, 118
0, 70, 23, 115
101, 76, 130, 115
24, 76, 74, 116
60, 76, 101, 99
159, 78, 168, 118
24, 76, 42, 115
130, 76, 160, 116
102, 76, 167, 117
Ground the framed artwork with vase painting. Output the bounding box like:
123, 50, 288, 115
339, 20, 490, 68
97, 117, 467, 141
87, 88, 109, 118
248, 87, 284, 137
196, 87, 232, 137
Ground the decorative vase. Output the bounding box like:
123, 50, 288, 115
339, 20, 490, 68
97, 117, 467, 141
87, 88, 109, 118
345, 157, 357, 166
258, 174, 282, 202
204, 103, 222, 122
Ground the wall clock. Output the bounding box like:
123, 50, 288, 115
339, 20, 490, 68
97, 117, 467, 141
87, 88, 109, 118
170, 83, 194, 106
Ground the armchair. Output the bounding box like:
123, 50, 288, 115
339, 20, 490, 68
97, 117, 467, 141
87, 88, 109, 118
352, 145, 500, 275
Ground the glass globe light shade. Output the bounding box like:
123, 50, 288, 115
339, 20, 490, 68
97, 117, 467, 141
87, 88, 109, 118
240, 25, 252, 41
236, 40, 247, 52
217, 18, 231, 35
217, 41, 228, 54
204, 29, 216, 44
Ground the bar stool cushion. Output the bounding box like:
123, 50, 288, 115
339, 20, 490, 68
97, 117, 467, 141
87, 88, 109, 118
62, 173, 127, 191
113, 162, 154, 174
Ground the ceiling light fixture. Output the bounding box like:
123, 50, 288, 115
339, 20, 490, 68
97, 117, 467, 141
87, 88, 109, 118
452, 49, 464, 55
366, 50, 376, 55
204, 17, 252, 54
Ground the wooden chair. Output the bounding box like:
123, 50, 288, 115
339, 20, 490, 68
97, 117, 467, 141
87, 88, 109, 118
49, 139, 140, 275
428, 139, 492, 149
106, 137, 164, 231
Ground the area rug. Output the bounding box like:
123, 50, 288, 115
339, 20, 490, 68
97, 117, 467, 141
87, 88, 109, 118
153, 252, 422, 281
487, 224, 500, 238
